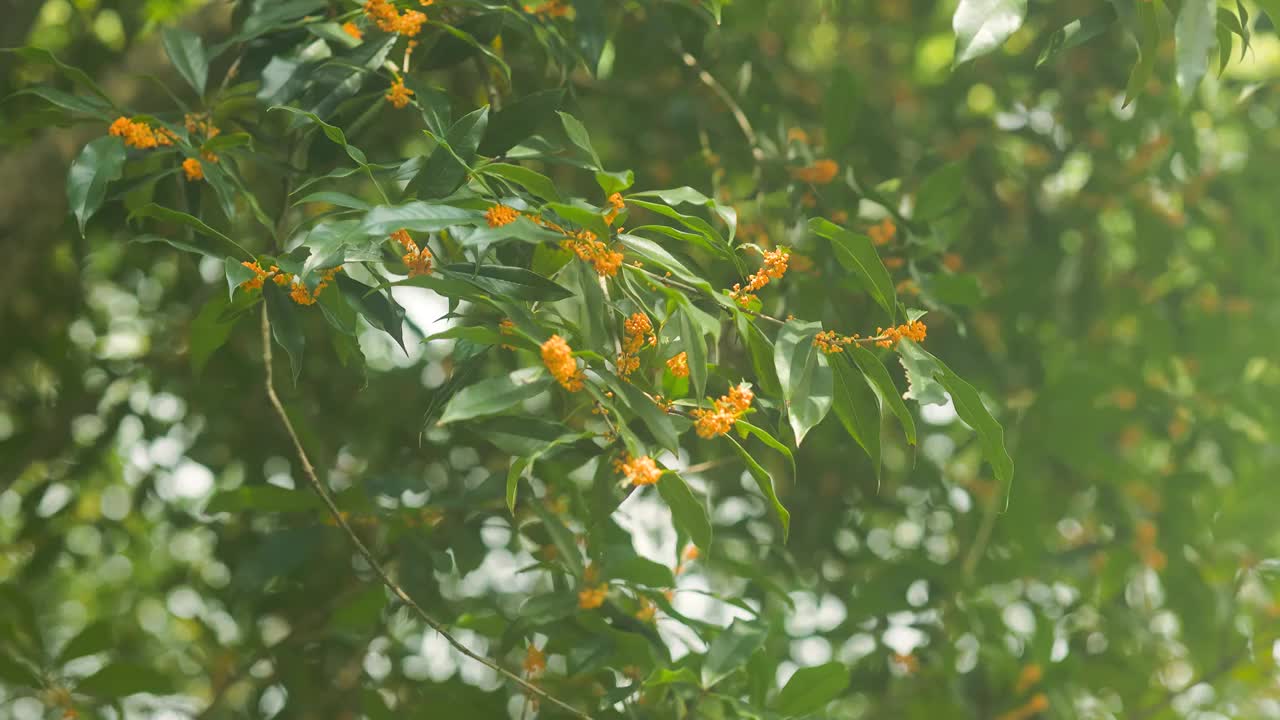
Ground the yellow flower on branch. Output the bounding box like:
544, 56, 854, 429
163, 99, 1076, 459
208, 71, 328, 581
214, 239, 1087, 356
385, 77, 414, 109
666, 352, 689, 378
619, 454, 661, 487
692, 384, 754, 438
485, 204, 519, 227
182, 158, 204, 182
542, 335, 584, 392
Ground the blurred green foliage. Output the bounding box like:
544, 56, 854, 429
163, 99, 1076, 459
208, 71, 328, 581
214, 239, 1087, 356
4, 1, 1280, 719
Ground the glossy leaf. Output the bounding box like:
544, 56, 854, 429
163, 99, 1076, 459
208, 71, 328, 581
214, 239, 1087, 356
1175, 0, 1215, 98
809, 218, 896, 320
161, 27, 208, 96
832, 355, 882, 479
479, 163, 562, 203
66, 136, 125, 236
478, 89, 565, 156
558, 111, 602, 168
953, 0, 1028, 65
412, 106, 490, 199
773, 662, 851, 716
849, 346, 916, 445
264, 283, 304, 383
439, 368, 550, 424
774, 320, 833, 446
657, 472, 712, 553
728, 437, 791, 540
702, 619, 768, 687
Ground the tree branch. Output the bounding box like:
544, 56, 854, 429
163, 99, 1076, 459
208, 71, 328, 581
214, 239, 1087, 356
259, 306, 591, 720
677, 49, 765, 163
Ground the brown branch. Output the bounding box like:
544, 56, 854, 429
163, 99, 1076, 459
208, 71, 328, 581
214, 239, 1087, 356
259, 306, 591, 720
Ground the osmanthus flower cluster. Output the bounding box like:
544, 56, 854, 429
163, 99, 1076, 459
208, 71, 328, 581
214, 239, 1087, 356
50, 4, 1016, 714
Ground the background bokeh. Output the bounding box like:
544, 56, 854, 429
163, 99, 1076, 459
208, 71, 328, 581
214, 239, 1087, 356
4, 1, 1280, 718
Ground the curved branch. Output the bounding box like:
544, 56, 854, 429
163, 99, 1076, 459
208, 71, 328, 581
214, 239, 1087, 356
259, 307, 591, 720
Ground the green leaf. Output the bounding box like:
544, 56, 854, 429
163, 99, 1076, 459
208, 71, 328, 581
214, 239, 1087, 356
132, 203, 244, 254
439, 367, 551, 424
269, 106, 368, 164
773, 320, 833, 446
897, 341, 1013, 502
66, 136, 125, 236
479, 163, 562, 203
809, 218, 896, 321
644, 667, 700, 688
335, 275, 406, 351
357, 202, 483, 235
1256, 0, 1280, 31
58, 621, 115, 663
608, 555, 678, 588
413, 106, 489, 199
953, 0, 1028, 65
0, 652, 40, 688
728, 437, 790, 540
264, 283, 305, 383
161, 27, 208, 96
914, 161, 966, 223
455, 216, 566, 255
849, 346, 916, 445
824, 67, 860, 152
1124, 0, 1161, 107
5, 47, 114, 104
832, 356, 882, 479
224, 257, 256, 300
896, 338, 948, 406
619, 234, 714, 293
657, 473, 712, 553
8, 87, 113, 119
1175, 0, 1215, 99
735, 421, 797, 482
595, 169, 634, 195
478, 89, 565, 156
76, 663, 172, 698
530, 500, 585, 577
677, 301, 709, 401
507, 456, 532, 514
206, 485, 322, 513
190, 293, 238, 376
609, 376, 682, 452
202, 132, 254, 155
558, 111, 602, 168
474, 417, 579, 456
702, 619, 768, 687
1037, 7, 1118, 67
438, 264, 575, 302
773, 662, 851, 716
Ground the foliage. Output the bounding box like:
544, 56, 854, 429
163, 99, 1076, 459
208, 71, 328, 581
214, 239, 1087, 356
3, 0, 1280, 718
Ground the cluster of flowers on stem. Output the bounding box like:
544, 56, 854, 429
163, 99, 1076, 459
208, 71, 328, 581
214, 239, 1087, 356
385, 76, 414, 109
240, 262, 343, 306
615, 453, 662, 487
791, 159, 839, 184
666, 351, 689, 378
391, 229, 432, 276
730, 247, 789, 307
814, 319, 928, 354
541, 335, 584, 392
616, 313, 655, 377
363, 0, 428, 36
486, 203, 624, 277
108, 117, 175, 149
692, 384, 754, 438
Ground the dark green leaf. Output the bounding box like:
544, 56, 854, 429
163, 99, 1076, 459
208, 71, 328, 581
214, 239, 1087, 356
206, 486, 322, 514
608, 555, 677, 588
728, 437, 790, 540
439, 368, 551, 424
849, 346, 916, 445
412, 106, 489, 199
657, 473, 712, 553
773, 662, 851, 716
264, 283, 305, 383
558, 111, 602, 168
479, 163, 562, 203
161, 27, 208, 96
773, 320, 833, 445
610, 377, 681, 452
336, 275, 405, 351
809, 218, 896, 320
58, 621, 115, 663
1037, 7, 1118, 67
832, 356, 882, 479
914, 161, 966, 223
357, 202, 483, 235
66, 136, 125, 236
8, 87, 113, 119
190, 293, 238, 376
478, 89, 565, 156
439, 264, 575, 302
824, 67, 860, 152
0, 652, 40, 688
702, 619, 768, 687
1124, 0, 1160, 107
678, 301, 708, 401
224, 257, 256, 300
76, 663, 172, 698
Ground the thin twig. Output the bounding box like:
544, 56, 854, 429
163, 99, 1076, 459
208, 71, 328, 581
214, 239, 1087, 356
678, 49, 765, 163
259, 307, 591, 720
631, 265, 787, 327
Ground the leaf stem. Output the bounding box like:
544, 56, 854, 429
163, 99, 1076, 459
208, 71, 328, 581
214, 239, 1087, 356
259, 306, 591, 720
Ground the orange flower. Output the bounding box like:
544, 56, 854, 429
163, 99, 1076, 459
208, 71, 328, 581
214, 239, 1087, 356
730, 247, 790, 306
523, 645, 546, 677
485, 204, 519, 227
791, 159, 839, 184
526, 0, 570, 16
666, 352, 689, 377
394, 9, 427, 36
813, 329, 854, 354
182, 158, 204, 182
108, 116, 159, 149
1015, 664, 1043, 694
563, 230, 623, 277
342, 21, 363, 40
683, 544, 699, 562
392, 229, 433, 277
868, 218, 897, 246
787, 128, 810, 143
874, 319, 927, 349
542, 335, 584, 392
578, 583, 608, 609
604, 192, 626, 225
385, 78, 414, 109
620, 454, 662, 486
692, 384, 754, 439
240, 261, 268, 291
635, 598, 656, 623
